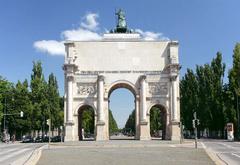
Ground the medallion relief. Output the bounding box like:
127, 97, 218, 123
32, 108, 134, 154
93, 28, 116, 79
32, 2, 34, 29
77, 83, 96, 96
149, 82, 168, 95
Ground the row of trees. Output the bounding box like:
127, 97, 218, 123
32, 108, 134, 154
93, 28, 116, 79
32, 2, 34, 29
109, 110, 118, 134
0, 61, 63, 139
181, 43, 240, 138
79, 108, 118, 135
124, 108, 164, 136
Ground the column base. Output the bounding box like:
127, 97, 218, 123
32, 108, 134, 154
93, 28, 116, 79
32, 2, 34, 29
171, 121, 180, 141
97, 120, 105, 125
96, 121, 108, 141
139, 122, 151, 140
64, 122, 75, 142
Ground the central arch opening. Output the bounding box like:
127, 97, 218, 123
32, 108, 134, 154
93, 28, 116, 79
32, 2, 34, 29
108, 82, 136, 140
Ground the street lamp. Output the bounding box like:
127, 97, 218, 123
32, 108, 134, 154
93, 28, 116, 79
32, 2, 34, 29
1, 91, 24, 141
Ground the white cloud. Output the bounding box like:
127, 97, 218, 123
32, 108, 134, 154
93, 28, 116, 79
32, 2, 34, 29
80, 13, 99, 31
34, 12, 169, 56
62, 28, 102, 41
34, 12, 101, 56
135, 29, 169, 41
33, 40, 65, 56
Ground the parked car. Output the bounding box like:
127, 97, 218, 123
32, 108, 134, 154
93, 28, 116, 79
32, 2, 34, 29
43, 136, 50, 142
51, 136, 62, 142
34, 136, 43, 143
22, 136, 33, 143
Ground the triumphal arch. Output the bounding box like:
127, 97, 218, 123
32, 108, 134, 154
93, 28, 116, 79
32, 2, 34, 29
63, 10, 180, 141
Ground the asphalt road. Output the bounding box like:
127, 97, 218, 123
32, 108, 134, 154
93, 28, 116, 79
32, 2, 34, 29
0, 142, 44, 165
37, 140, 214, 165
201, 139, 240, 165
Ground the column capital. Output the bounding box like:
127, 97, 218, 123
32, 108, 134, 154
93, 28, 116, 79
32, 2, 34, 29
139, 75, 147, 82
66, 74, 74, 81
63, 62, 78, 82
168, 64, 180, 81
98, 75, 105, 81
170, 75, 177, 81
62, 63, 78, 72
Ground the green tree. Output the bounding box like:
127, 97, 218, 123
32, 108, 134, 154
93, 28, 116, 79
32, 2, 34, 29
30, 61, 48, 134
47, 73, 63, 132
229, 43, 240, 138
0, 77, 13, 133
82, 107, 94, 134
181, 52, 226, 138
180, 69, 199, 130
150, 107, 162, 136
7, 80, 32, 138
109, 110, 118, 134
124, 110, 135, 133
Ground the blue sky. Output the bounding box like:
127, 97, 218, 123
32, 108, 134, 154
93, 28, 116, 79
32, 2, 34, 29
0, 0, 240, 128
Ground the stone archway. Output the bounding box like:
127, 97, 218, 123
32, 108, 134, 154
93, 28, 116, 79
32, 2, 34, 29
63, 28, 181, 141
149, 104, 167, 140
78, 105, 95, 141
107, 81, 138, 140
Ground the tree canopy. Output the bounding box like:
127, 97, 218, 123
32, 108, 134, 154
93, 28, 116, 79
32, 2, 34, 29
181, 46, 240, 139
0, 61, 64, 139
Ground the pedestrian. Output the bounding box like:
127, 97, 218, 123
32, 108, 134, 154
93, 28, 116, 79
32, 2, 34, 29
6, 133, 10, 143
12, 134, 15, 143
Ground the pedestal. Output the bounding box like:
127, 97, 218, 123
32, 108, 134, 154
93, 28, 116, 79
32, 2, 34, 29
96, 121, 107, 141
139, 121, 151, 140
171, 121, 180, 141
64, 122, 74, 141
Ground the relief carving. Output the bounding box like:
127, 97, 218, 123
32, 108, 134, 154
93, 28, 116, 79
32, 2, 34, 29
77, 83, 96, 95
149, 82, 168, 95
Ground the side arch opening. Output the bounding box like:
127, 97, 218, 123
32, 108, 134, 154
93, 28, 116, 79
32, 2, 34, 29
78, 105, 95, 141
149, 104, 167, 140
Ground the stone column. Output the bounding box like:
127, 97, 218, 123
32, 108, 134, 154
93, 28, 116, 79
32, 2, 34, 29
169, 64, 181, 141
97, 75, 105, 124
67, 75, 74, 123
140, 75, 147, 122
135, 96, 140, 139
63, 62, 78, 142
64, 74, 75, 142
139, 75, 150, 140
171, 76, 177, 121
96, 75, 107, 141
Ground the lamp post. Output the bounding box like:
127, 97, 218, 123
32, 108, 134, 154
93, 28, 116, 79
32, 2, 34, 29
193, 112, 200, 149
1, 91, 24, 141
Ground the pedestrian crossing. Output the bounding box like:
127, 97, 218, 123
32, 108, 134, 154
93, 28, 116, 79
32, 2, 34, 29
0, 143, 43, 165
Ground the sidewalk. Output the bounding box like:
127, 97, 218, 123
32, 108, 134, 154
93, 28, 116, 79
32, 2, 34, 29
37, 140, 214, 165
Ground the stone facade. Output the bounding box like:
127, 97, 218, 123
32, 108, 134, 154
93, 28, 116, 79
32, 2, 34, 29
63, 33, 181, 141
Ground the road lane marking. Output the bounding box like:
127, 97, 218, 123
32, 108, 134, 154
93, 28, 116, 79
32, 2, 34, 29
232, 153, 240, 158
200, 142, 206, 149
221, 143, 237, 149
169, 145, 176, 147
0, 148, 32, 162
0, 148, 19, 156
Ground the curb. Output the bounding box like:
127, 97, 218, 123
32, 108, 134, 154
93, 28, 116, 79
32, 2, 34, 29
200, 142, 227, 165
24, 145, 47, 165
49, 141, 199, 149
